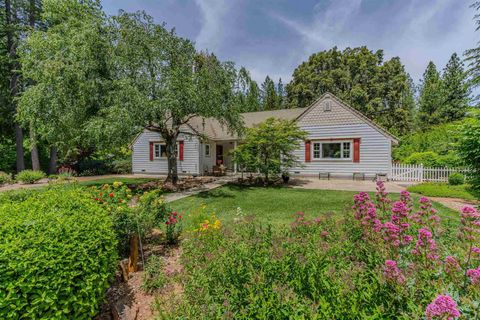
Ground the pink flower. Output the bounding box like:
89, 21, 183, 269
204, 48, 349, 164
467, 267, 480, 285
425, 295, 460, 320
472, 247, 480, 254
383, 260, 405, 284
444, 256, 461, 273
412, 228, 439, 262
320, 230, 329, 238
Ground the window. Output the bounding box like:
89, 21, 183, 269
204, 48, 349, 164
205, 144, 211, 157
153, 143, 178, 159
312, 141, 352, 160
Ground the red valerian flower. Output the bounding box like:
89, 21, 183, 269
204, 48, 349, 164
109, 193, 114, 197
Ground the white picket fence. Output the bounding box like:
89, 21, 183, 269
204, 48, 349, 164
390, 163, 470, 182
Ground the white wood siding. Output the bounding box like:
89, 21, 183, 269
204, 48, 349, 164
290, 123, 392, 177
132, 130, 200, 175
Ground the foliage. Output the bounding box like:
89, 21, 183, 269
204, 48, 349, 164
408, 183, 479, 201
0, 171, 13, 185
15, 169, 46, 184
441, 53, 470, 121
402, 151, 461, 168
233, 118, 307, 183
458, 110, 480, 190
448, 172, 465, 186
111, 158, 132, 174
89, 11, 243, 184
0, 185, 118, 319
418, 62, 444, 127
286, 46, 415, 135
0, 138, 15, 172
142, 255, 167, 293
165, 211, 183, 244
465, 1, 480, 102
168, 185, 479, 318
393, 122, 463, 166
17, 0, 109, 157
137, 190, 170, 227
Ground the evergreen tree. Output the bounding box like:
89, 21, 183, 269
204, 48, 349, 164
277, 78, 285, 109
440, 53, 470, 121
261, 75, 278, 110
465, 1, 480, 102
236, 67, 260, 112
418, 62, 444, 128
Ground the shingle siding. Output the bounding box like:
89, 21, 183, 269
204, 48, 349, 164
132, 129, 200, 175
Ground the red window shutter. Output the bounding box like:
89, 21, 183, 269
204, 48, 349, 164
179, 141, 184, 161
353, 138, 360, 163
149, 142, 154, 161
305, 141, 311, 162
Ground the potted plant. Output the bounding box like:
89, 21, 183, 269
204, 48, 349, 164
282, 172, 290, 184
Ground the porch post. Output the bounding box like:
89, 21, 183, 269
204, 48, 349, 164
233, 140, 237, 174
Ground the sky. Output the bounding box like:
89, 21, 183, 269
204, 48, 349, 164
101, 0, 478, 85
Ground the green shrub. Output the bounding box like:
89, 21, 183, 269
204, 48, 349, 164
448, 172, 465, 186
403, 151, 442, 167
15, 169, 46, 184
142, 255, 167, 293
0, 171, 13, 186
112, 159, 132, 174
0, 186, 118, 319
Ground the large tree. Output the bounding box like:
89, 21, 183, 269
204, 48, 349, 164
17, 0, 109, 173
286, 46, 415, 135
417, 62, 444, 128
95, 11, 243, 183
465, 1, 480, 103
440, 53, 470, 122
235, 67, 261, 112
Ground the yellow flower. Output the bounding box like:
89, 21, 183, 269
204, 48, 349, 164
113, 181, 124, 188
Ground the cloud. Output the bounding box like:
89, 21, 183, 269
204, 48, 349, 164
271, 0, 477, 81
194, 0, 235, 52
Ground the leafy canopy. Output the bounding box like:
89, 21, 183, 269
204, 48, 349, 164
233, 118, 307, 182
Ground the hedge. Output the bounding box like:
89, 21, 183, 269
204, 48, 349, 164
0, 186, 118, 319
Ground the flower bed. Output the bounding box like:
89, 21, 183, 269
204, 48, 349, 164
161, 182, 479, 319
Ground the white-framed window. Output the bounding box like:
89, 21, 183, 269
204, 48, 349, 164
312, 141, 352, 160
204, 144, 211, 157
153, 143, 178, 159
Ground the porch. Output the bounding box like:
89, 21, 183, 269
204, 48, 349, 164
200, 140, 238, 175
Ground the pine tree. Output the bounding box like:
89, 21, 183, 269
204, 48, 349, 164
261, 76, 278, 110
440, 53, 470, 121
465, 1, 480, 102
277, 78, 285, 109
418, 62, 444, 128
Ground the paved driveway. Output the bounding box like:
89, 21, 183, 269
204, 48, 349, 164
291, 177, 415, 193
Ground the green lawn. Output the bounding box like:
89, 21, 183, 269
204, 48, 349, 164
170, 185, 459, 227
407, 183, 479, 201
77, 177, 158, 187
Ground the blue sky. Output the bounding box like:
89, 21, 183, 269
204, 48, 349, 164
101, 0, 478, 85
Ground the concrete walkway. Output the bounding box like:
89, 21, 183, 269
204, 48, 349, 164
291, 177, 414, 193
163, 177, 232, 203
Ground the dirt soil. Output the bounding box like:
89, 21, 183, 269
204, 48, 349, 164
97, 230, 184, 320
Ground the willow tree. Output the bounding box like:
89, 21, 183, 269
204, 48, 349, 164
95, 11, 242, 183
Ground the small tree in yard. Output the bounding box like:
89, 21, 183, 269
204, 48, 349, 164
458, 110, 480, 192
233, 118, 307, 184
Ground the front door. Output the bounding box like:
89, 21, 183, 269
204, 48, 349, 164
216, 145, 224, 165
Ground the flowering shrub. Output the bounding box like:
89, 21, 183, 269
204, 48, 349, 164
165, 183, 480, 319
165, 211, 183, 244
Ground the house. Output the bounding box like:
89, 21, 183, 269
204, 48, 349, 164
131, 93, 398, 178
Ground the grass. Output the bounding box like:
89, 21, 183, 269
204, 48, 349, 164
407, 183, 479, 201
170, 185, 459, 227
77, 177, 158, 187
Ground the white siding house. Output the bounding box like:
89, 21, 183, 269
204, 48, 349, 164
131, 93, 398, 178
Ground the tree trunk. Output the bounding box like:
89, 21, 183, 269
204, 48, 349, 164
48, 146, 57, 174
6, 0, 25, 172
165, 137, 178, 184
28, 0, 40, 171
30, 127, 40, 170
